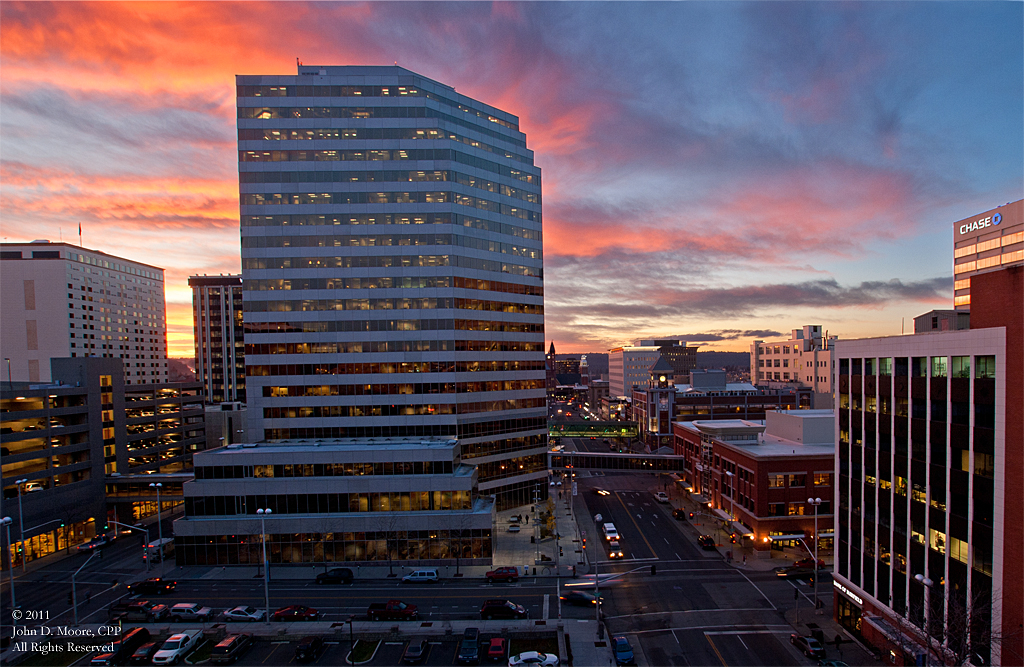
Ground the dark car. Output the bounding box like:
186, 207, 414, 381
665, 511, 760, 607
315, 567, 354, 585
671, 509, 688, 521
791, 634, 827, 659
480, 599, 528, 620
211, 634, 252, 664
273, 605, 319, 622
294, 636, 324, 663
402, 639, 429, 664
91, 626, 151, 665
612, 636, 635, 666
457, 628, 480, 665
775, 566, 816, 580
127, 577, 177, 595
129, 641, 159, 665
559, 591, 600, 607
697, 535, 716, 550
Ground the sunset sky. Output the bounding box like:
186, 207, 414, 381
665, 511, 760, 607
1, 1, 1021, 357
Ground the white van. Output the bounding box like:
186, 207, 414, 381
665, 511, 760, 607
402, 569, 439, 583
602, 523, 619, 541
144, 537, 174, 563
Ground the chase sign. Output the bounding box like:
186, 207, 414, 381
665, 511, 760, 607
960, 212, 1003, 235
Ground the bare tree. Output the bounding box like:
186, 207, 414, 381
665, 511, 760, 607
446, 512, 475, 576
312, 516, 339, 574
942, 585, 1018, 667
239, 519, 266, 576
52, 496, 89, 553
373, 513, 402, 576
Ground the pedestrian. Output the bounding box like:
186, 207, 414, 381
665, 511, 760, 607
525, 515, 529, 525
743, 554, 747, 566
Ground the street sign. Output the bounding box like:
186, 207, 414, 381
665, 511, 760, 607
572, 481, 578, 496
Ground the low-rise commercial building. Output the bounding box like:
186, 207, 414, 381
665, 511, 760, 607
172, 440, 494, 567
673, 410, 834, 550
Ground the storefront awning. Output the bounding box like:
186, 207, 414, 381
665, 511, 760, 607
730, 521, 753, 537
689, 493, 709, 504
712, 508, 733, 522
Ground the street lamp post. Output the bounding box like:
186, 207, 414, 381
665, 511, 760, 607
915, 573, 934, 665
1, 517, 15, 610
149, 483, 163, 547
807, 497, 822, 612
257, 509, 272, 623
15, 479, 27, 572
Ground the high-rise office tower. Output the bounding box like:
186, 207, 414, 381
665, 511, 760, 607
189, 275, 245, 403
236, 66, 546, 507
0, 241, 168, 384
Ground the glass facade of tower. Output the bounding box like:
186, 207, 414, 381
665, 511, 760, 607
237, 66, 546, 508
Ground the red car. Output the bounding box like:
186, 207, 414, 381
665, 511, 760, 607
272, 605, 319, 622
486, 637, 506, 662
485, 566, 520, 583
794, 558, 826, 569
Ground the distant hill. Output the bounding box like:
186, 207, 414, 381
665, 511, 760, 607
696, 351, 750, 369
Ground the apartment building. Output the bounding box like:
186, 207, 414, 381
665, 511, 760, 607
0, 241, 168, 385
751, 325, 836, 408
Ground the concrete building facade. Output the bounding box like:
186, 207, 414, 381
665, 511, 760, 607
189, 275, 245, 404
0, 241, 168, 385
751, 325, 836, 408
237, 65, 545, 509
608, 346, 661, 397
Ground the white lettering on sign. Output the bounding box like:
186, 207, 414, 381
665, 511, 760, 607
833, 579, 864, 605
959, 212, 1003, 236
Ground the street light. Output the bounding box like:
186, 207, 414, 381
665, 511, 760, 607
1, 517, 15, 610
807, 497, 822, 613
149, 483, 163, 547
915, 573, 934, 665
15, 479, 27, 572
257, 508, 272, 623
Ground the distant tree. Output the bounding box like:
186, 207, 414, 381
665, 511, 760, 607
373, 513, 402, 575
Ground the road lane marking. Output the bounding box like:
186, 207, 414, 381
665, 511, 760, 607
705, 634, 729, 667
664, 538, 670, 544
737, 636, 748, 650
736, 570, 777, 611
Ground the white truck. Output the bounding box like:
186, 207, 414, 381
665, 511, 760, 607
602, 522, 619, 541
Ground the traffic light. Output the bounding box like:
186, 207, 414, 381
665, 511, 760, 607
559, 547, 563, 557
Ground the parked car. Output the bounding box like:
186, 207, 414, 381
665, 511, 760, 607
457, 627, 480, 665
294, 636, 325, 663
508, 651, 559, 666
485, 566, 520, 583
210, 633, 253, 664
315, 567, 353, 584
697, 535, 717, 550
127, 577, 176, 595
402, 638, 429, 664
507, 525, 521, 533
109, 600, 169, 622
653, 492, 669, 503
223, 605, 265, 622
23, 482, 45, 493
791, 634, 827, 659
169, 603, 215, 622
671, 509, 688, 521
818, 661, 850, 667
487, 638, 507, 662
129, 642, 159, 665
152, 630, 201, 665
90, 627, 150, 666
559, 591, 600, 606
480, 599, 528, 620
612, 636, 635, 666
272, 605, 319, 622
402, 569, 439, 583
